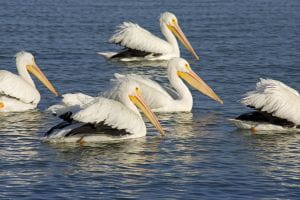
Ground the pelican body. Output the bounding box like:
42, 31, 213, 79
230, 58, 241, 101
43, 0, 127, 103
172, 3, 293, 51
107, 58, 223, 112
0, 51, 58, 112
230, 79, 300, 132
45, 80, 165, 143
98, 12, 199, 61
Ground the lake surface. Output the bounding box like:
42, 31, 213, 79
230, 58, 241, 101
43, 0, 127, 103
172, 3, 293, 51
0, 0, 299, 199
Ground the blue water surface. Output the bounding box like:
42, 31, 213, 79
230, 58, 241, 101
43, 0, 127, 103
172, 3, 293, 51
0, 0, 299, 199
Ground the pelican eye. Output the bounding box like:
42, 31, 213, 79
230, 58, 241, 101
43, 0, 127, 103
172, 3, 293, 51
184, 64, 190, 70
172, 19, 176, 24
135, 87, 139, 92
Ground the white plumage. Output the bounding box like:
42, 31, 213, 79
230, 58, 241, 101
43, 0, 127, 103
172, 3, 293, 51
106, 58, 223, 112
107, 73, 172, 110
45, 80, 164, 143
0, 71, 40, 104
0, 51, 58, 112
47, 93, 95, 116
230, 78, 300, 131
110, 22, 174, 55
72, 98, 143, 133
241, 79, 300, 125
98, 12, 199, 61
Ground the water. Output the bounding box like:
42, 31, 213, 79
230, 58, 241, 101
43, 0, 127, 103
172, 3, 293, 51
0, 0, 299, 199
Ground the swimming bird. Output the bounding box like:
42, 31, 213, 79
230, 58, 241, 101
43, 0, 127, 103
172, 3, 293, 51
106, 58, 223, 112
45, 80, 165, 143
0, 51, 58, 112
98, 12, 199, 61
230, 78, 300, 132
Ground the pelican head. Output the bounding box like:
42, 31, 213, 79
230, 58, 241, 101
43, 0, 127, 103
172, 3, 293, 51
160, 12, 199, 60
119, 80, 165, 136
16, 51, 58, 96
170, 58, 223, 104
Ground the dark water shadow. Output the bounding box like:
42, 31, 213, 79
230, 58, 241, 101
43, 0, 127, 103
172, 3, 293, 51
103, 57, 168, 68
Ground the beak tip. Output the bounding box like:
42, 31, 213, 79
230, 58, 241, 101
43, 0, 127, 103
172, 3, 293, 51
215, 98, 223, 105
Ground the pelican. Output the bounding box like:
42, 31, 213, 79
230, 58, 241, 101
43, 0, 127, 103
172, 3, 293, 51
44, 80, 165, 143
0, 51, 58, 112
98, 12, 199, 61
230, 78, 300, 132
106, 58, 223, 112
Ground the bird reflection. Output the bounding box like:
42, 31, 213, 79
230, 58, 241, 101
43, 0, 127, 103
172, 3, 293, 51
110, 61, 168, 79
45, 137, 162, 175
108, 59, 168, 68
230, 129, 300, 185
155, 112, 220, 139
0, 110, 47, 161
0, 110, 45, 132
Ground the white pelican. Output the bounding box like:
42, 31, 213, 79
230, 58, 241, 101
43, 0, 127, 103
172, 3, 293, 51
230, 78, 300, 132
106, 58, 223, 112
0, 51, 58, 112
98, 12, 199, 61
44, 80, 165, 143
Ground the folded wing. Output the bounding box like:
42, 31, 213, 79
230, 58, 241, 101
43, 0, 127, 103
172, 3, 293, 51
110, 22, 173, 54
47, 93, 95, 116
72, 97, 143, 134
241, 78, 300, 125
0, 70, 40, 104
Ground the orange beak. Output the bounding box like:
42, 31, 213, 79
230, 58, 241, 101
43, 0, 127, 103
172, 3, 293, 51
129, 88, 165, 136
178, 70, 223, 104
26, 63, 58, 96
167, 23, 199, 60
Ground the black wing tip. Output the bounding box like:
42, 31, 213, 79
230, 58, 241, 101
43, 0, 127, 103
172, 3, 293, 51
65, 122, 132, 138
111, 48, 157, 59
44, 111, 74, 137
59, 111, 73, 122
44, 121, 72, 137
236, 111, 296, 128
